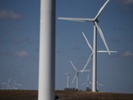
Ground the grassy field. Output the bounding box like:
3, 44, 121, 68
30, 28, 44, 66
0, 90, 133, 100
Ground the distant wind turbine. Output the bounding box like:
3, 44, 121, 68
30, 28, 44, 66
13, 81, 22, 90
70, 60, 90, 89
82, 32, 117, 54
97, 81, 104, 91
2, 79, 12, 89
89, 81, 104, 91
65, 72, 70, 89
81, 32, 117, 71
81, 73, 92, 88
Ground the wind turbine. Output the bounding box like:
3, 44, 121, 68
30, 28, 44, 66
89, 81, 103, 92
58, 0, 111, 54
58, 0, 113, 91
65, 72, 70, 89
82, 32, 117, 54
13, 81, 22, 90
97, 81, 104, 91
81, 73, 92, 90
82, 32, 117, 71
70, 60, 90, 90
2, 79, 12, 89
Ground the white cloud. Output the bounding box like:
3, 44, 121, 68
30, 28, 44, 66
15, 51, 30, 58
0, 50, 31, 58
121, 50, 133, 57
0, 10, 23, 20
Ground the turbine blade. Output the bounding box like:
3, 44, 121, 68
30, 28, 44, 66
94, 0, 110, 19
82, 32, 93, 51
72, 73, 77, 84
97, 81, 104, 86
70, 60, 77, 71
97, 50, 117, 53
81, 70, 90, 73
99, 83, 104, 86
94, 21, 111, 55
58, 17, 94, 22
82, 53, 93, 71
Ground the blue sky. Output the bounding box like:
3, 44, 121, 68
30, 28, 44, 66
0, 0, 133, 93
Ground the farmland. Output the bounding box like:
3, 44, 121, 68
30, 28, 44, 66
56, 90, 133, 100
0, 90, 133, 100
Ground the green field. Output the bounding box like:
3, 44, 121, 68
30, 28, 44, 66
0, 90, 133, 100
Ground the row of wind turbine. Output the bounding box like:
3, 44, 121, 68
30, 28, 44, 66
1, 79, 22, 90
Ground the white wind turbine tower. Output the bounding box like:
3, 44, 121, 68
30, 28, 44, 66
70, 60, 90, 90
38, 0, 55, 100
65, 72, 70, 89
58, 0, 112, 92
